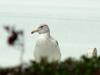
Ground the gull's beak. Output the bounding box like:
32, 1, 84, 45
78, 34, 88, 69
31, 28, 39, 34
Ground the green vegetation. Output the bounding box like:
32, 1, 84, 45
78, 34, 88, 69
0, 55, 100, 75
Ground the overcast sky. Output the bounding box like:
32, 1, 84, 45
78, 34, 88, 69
0, 0, 100, 67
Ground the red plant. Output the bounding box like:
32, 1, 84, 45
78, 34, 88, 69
4, 26, 24, 46
8, 30, 18, 45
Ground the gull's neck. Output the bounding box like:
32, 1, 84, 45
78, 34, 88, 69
39, 32, 51, 38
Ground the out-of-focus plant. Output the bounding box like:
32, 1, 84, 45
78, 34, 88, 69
4, 26, 24, 46
4, 25, 25, 72
0, 55, 100, 75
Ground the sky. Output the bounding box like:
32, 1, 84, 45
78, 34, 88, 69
0, 0, 100, 67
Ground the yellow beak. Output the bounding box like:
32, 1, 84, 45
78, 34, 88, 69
31, 28, 39, 34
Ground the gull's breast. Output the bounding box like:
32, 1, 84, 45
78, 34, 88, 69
34, 36, 61, 62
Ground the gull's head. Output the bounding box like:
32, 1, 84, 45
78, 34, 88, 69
31, 24, 50, 34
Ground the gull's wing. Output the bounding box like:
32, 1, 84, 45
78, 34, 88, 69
51, 37, 61, 57
55, 40, 59, 46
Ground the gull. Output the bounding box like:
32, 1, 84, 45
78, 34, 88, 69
31, 24, 61, 63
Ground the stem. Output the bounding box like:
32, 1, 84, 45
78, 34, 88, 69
20, 45, 24, 72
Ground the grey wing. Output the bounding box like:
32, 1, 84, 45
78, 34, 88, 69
55, 40, 59, 46
54, 40, 61, 61
51, 36, 59, 46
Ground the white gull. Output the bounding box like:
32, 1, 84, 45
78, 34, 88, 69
31, 24, 61, 63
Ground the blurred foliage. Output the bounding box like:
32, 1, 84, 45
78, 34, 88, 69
4, 25, 24, 46
0, 55, 100, 75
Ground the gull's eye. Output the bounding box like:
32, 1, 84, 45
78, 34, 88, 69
40, 26, 44, 28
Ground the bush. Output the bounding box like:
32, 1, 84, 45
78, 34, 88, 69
0, 55, 100, 75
